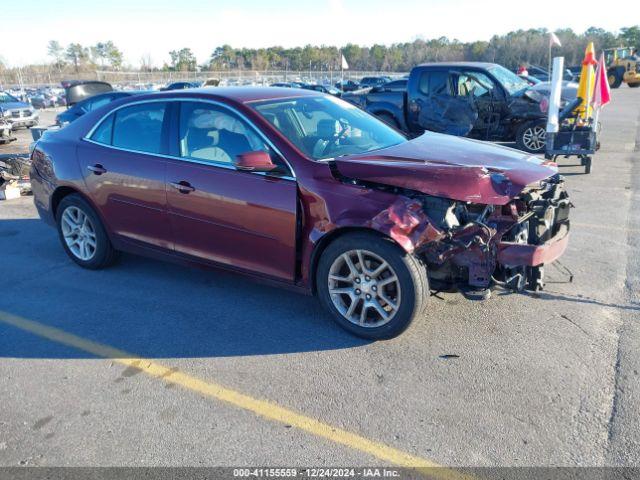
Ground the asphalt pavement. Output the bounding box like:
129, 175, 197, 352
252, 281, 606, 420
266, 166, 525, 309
0, 93, 638, 470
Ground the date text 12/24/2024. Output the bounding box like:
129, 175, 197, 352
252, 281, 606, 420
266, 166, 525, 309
233, 468, 402, 478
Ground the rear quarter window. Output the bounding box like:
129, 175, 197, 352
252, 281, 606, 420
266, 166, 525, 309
90, 114, 114, 144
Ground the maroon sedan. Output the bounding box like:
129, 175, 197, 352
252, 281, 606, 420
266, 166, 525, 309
30, 88, 570, 339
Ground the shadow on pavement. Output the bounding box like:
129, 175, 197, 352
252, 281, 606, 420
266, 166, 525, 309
0, 219, 370, 360
525, 290, 640, 313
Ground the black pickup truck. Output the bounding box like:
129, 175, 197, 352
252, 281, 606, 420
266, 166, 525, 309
342, 62, 552, 153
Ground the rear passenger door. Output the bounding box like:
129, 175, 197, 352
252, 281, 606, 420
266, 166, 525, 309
408, 70, 478, 136
78, 101, 172, 249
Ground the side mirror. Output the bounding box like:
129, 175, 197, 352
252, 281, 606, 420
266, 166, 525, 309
234, 150, 277, 173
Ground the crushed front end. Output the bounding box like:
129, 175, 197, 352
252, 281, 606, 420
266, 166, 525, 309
371, 174, 571, 298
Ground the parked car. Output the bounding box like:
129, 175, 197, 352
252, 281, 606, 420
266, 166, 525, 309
0, 118, 15, 144
301, 84, 342, 96
0, 91, 39, 129
529, 81, 579, 104
29, 90, 65, 109
64, 81, 114, 107
359, 76, 393, 88
56, 91, 148, 126
335, 79, 360, 92
270, 82, 309, 89
161, 81, 201, 91
515, 76, 578, 102
517, 65, 574, 82
30, 87, 571, 339
518, 74, 542, 86
567, 66, 582, 83
342, 79, 408, 110
342, 62, 569, 153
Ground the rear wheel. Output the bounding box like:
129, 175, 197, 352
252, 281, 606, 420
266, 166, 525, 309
56, 194, 118, 269
316, 232, 428, 340
516, 121, 546, 154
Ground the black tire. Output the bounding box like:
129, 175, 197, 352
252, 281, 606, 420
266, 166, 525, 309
629, 82, 640, 88
316, 232, 428, 340
376, 112, 400, 129
515, 120, 546, 154
608, 68, 623, 89
55, 193, 118, 269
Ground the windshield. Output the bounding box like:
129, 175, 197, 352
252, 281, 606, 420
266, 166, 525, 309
0, 92, 19, 103
252, 95, 407, 160
489, 65, 530, 95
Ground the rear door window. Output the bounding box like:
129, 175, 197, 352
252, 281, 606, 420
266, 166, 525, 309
111, 102, 168, 154
418, 71, 451, 96
430, 72, 452, 96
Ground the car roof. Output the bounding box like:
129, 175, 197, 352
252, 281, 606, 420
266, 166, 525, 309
137, 86, 322, 104
417, 61, 499, 69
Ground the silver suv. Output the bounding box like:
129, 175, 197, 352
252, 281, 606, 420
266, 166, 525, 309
0, 91, 39, 129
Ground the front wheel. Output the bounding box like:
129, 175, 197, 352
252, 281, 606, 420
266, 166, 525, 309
316, 232, 428, 340
516, 121, 547, 154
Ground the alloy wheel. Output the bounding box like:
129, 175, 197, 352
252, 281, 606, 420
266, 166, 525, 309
522, 125, 546, 152
61, 206, 97, 261
327, 249, 401, 328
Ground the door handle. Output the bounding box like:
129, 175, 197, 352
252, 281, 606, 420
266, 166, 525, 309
169, 181, 195, 193
87, 164, 107, 175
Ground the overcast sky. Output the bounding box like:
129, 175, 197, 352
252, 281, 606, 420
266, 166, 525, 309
1, 0, 631, 67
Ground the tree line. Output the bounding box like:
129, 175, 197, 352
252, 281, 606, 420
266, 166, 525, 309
202, 26, 640, 72
1, 26, 638, 80
46, 40, 124, 72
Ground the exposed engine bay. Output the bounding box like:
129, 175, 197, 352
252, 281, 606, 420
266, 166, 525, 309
415, 174, 571, 295
335, 168, 571, 298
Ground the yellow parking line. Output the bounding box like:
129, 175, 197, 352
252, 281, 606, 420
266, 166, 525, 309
0, 310, 471, 480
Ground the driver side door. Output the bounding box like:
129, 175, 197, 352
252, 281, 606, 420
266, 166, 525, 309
408, 70, 478, 137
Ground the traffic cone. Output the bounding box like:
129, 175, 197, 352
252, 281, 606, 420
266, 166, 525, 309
576, 42, 597, 120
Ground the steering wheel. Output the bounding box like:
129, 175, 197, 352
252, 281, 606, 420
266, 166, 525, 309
321, 119, 351, 157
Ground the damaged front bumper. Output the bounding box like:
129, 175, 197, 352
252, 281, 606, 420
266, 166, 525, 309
497, 223, 569, 268
370, 174, 571, 297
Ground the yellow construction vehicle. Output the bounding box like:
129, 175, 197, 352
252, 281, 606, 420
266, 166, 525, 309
604, 47, 640, 88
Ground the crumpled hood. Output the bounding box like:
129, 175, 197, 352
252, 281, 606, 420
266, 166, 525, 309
333, 132, 558, 205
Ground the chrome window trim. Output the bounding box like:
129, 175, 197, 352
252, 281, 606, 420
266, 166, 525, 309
83, 138, 295, 182
82, 97, 297, 180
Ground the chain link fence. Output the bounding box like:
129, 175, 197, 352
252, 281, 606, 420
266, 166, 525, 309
1, 69, 408, 89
